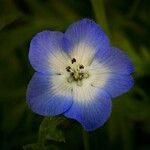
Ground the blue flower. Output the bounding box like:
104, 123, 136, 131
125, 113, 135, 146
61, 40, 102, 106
27, 19, 134, 131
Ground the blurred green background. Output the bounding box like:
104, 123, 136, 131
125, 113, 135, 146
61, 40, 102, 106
0, 0, 150, 150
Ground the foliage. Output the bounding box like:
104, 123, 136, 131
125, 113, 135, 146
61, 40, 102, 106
0, 0, 150, 150
23, 116, 66, 150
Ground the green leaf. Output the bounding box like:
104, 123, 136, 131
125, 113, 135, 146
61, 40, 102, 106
23, 143, 59, 150
23, 116, 66, 150
38, 116, 66, 143
0, 0, 22, 30
91, 0, 110, 35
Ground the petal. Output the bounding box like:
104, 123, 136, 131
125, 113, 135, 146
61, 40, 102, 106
103, 74, 134, 98
64, 83, 112, 131
26, 73, 73, 116
95, 47, 135, 75
64, 18, 110, 66
29, 31, 70, 74
87, 59, 134, 98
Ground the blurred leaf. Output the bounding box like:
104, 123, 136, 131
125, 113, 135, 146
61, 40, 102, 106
39, 116, 66, 143
91, 0, 110, 35
23, 143, 59, 150
0, 0, 22, 30
141, 47, 150, 64
2, 99, 26, 134
50, 0, 79, 21
23, 116, 66, 150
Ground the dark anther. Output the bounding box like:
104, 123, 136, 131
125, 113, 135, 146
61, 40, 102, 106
71, 58, 76, 64
91, 84, 95, 87
79, 73, 84, 78
66, 66, 71, 72
57, 73, 61, 75
79, 65, 84, 69
71, 72, 74, 76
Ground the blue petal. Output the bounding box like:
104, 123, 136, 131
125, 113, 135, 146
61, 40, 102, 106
26, 73, 73, 116
29, 31, 68, 74
104, 74, 134, 98
95, 47, 135, 75
64, 89, 112, 131
64, 18, 110, 62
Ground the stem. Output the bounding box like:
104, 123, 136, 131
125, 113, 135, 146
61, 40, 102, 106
82, 130, 90, 150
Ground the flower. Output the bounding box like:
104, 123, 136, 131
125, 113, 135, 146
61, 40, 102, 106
27, 18, 134, 131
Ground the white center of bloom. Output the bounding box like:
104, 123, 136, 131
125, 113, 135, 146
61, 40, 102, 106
65, 58, 89, 86
49, 44, 111, 103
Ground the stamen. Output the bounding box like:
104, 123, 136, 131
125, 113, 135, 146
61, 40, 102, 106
79, 73, 84, 79
71, 58, 76, 64
84, 73, 89, 78
66, 66, 71, 72
91, 84, 95, 87
79, 65, 84, 69
70, 72, 74, 76
73, 72, 78, 80
65, 60, 89, 86
56, 73, 61, 75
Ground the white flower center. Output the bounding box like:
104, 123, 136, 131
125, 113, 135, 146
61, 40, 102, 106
49, 50, 110, 103
65, 58, 89, 86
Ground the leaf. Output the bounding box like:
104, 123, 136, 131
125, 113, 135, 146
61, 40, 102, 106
23, 143, 43, 150
39, 116, 66, 143
0, 0, 22, 30
91, 0, 110, 35
23, 116, 66, 150
23, 143, 59, 150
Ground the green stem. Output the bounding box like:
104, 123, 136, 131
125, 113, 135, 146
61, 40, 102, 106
82, 130, 89, 150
